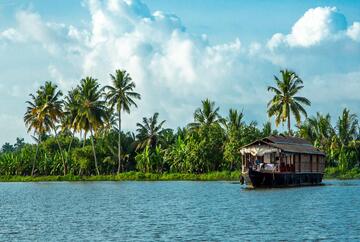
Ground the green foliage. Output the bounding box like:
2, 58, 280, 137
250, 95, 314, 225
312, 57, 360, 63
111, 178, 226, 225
104, 69, 141, 173
135, 145, 164, 173
71, 146, 94, 175
184, 125, 226, 173
267, 69, 311, 134
298, 109, 360, 173
0, 70, 358, 180
1, 143, 15, 153
224, 128, 242, 170
165, 136, 187, 172
324, 167, 360, 179
189, 99, 223, 130
136, 112, 170, 150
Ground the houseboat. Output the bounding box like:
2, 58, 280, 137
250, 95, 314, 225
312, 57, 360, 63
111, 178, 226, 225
240, 135, 326, 188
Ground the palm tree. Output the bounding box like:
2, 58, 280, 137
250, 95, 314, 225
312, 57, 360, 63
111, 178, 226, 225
104, 70, 141, 173
136, 112, 169, 150
24, 92, 51, 176
299, 112, 334, 145
267, 69, 311, 135
75, 77, 107, 175
189, 99, 223, 130
222, 109, 244, 132
62, 88, 82, 168
262, 121, 277, 137
336, 108, 358, 146
37, 82, 66, 175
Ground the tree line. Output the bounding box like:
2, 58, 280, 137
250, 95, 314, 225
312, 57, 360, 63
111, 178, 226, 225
0, 69, 359, 177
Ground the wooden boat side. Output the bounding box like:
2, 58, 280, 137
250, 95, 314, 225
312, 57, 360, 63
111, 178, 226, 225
242, 169, 324, 188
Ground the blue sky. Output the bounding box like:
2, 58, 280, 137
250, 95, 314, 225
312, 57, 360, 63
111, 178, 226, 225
0, 0, 360, 144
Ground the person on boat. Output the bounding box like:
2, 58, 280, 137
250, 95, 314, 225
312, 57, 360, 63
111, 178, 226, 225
255, 158, 261, 171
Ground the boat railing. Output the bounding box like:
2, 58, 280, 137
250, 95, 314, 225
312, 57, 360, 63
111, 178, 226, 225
249, 163, 296, 173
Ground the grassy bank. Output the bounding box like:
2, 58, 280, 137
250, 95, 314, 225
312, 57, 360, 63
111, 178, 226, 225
1, 168, 360, 182
0, 171, 241, 182
324, 167, 360, 179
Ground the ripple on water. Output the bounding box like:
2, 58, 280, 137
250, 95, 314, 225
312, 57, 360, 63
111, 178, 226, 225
0, 180, 359, 241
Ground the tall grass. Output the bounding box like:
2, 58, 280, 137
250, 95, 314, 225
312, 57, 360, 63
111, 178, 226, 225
324, 167, 360, 179
0, 171, 241, 182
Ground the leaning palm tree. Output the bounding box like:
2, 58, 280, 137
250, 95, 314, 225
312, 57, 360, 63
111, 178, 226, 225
24, 92, 51, 176
104, 70, 141, 173
267, 69, 311, 135
74, 77, 107, 175
189, 99, 223, 130
136, 112, 169, 150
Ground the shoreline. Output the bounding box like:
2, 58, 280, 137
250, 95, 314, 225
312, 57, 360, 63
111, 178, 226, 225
0, 171, 359, 182
0, 171, 241, 182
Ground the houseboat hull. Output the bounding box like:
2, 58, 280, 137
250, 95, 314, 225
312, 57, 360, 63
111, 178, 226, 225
242, 169, 323, 188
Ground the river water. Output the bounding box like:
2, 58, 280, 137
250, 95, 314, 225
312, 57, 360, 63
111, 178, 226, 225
0, 180, 359, 241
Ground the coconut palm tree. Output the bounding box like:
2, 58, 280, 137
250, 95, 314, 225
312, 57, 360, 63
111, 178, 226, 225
262, 121, 278, 137
37, 82, 66, 174
222, 109, 244, 132
299, 113, 334, 144
136, 112, 169, 150
75, 77, 107, 175
24, 92, 51, 176
189, 99, 223, 130
62, 88, 82, 168
267, 69, 311, 135
298, 112, 335, 156
104, 70, 141, 173
336, 108, 358, 146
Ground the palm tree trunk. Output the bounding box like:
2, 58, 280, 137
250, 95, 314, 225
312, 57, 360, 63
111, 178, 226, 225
288, 109, 291, 135
52, 124, 66, 175
31, 135, 41, 176
117, 110, 121, 174
90, 128, 100, 175
83, 132, 87, 147
65, 130, 75, 174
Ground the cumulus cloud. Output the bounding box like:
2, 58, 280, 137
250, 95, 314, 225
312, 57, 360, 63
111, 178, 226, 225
268, 7, 354, 49
264, 6, 360, 79
0, 28, 25, 42
0, 10, 89, 56
347, 22, 360, 41
0, 0, 269, 134
75, 0, 273, 129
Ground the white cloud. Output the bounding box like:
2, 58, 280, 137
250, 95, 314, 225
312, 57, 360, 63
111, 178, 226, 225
0, 0, 359, 144
268, 7, 351, 49
347, 22, 360, 41
0, 10, 89, 56
0, 28, 25, 42
306, 71, 360, 102
77, 0, 270, 128
288, 7, 346, 47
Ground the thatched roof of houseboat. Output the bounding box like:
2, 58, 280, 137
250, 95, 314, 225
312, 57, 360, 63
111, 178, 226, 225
241, 135, 325, 156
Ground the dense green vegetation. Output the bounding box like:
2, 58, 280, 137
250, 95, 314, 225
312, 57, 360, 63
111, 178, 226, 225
0, 69, 359, 180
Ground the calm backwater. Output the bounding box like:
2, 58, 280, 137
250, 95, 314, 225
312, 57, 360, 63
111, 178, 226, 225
0, 180, 359, 241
